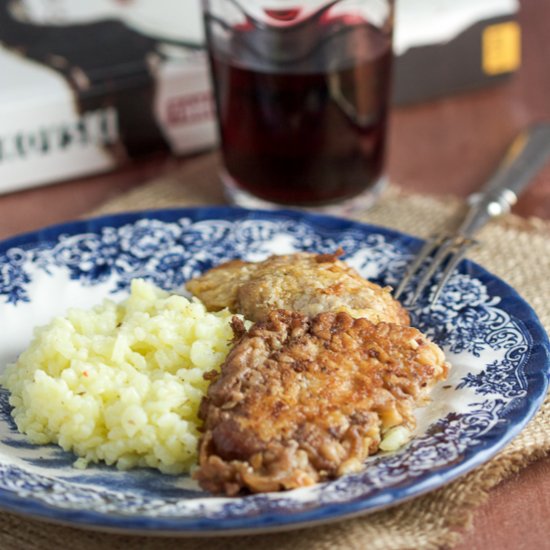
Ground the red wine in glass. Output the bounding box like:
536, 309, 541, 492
207, 6, 393, 207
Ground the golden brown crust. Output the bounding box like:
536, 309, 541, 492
186, 259, 253, 312
194, 310, 449, 495
186, 252, 409, 325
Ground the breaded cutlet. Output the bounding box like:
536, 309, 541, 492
186, 251, 409, 325
195, 310, 449, 495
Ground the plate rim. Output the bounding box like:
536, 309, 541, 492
0, 205, 548, 535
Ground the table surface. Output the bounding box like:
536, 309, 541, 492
1, 1, 550, 548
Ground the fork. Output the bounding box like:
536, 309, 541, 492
394, 123, 550, 306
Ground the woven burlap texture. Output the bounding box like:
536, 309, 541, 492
3, 154, 549, 550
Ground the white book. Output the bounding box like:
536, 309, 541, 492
0, 0, 215, 194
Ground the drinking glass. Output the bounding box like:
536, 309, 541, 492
202, 0, 395, 212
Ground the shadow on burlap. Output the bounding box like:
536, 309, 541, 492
3, 153, 548, 550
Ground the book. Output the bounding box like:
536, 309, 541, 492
393, 0, 521, 104
0, 0, 214, 194
0, 0, 521, 195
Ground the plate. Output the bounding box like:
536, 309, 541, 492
0, 207, 548, 535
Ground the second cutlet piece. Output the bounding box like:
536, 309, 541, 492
186, 251, 409, 325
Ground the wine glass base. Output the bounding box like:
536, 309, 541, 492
221, 171, 387, 216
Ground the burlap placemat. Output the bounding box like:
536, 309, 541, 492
2, 153, 549, 549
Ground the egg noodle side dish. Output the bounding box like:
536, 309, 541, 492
1, 279, 241, 474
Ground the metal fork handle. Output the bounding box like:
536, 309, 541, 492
456, 123, 550, 239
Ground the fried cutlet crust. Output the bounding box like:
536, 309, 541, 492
186, 251, 409, 325
194, 310, 449, 495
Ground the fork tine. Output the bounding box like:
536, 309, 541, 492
407, 237, 457, 305
393, 236, 443, 299
428, 240, 474, 305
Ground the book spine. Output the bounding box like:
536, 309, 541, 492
0, 102, 118, 194
0, 61, 217, 195
154, 60, 218, 155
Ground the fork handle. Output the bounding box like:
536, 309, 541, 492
457, 123, 550, 239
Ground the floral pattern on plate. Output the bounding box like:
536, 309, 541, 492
0, 208, 547, 534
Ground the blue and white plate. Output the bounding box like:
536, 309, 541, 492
0, 207, 548, 535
